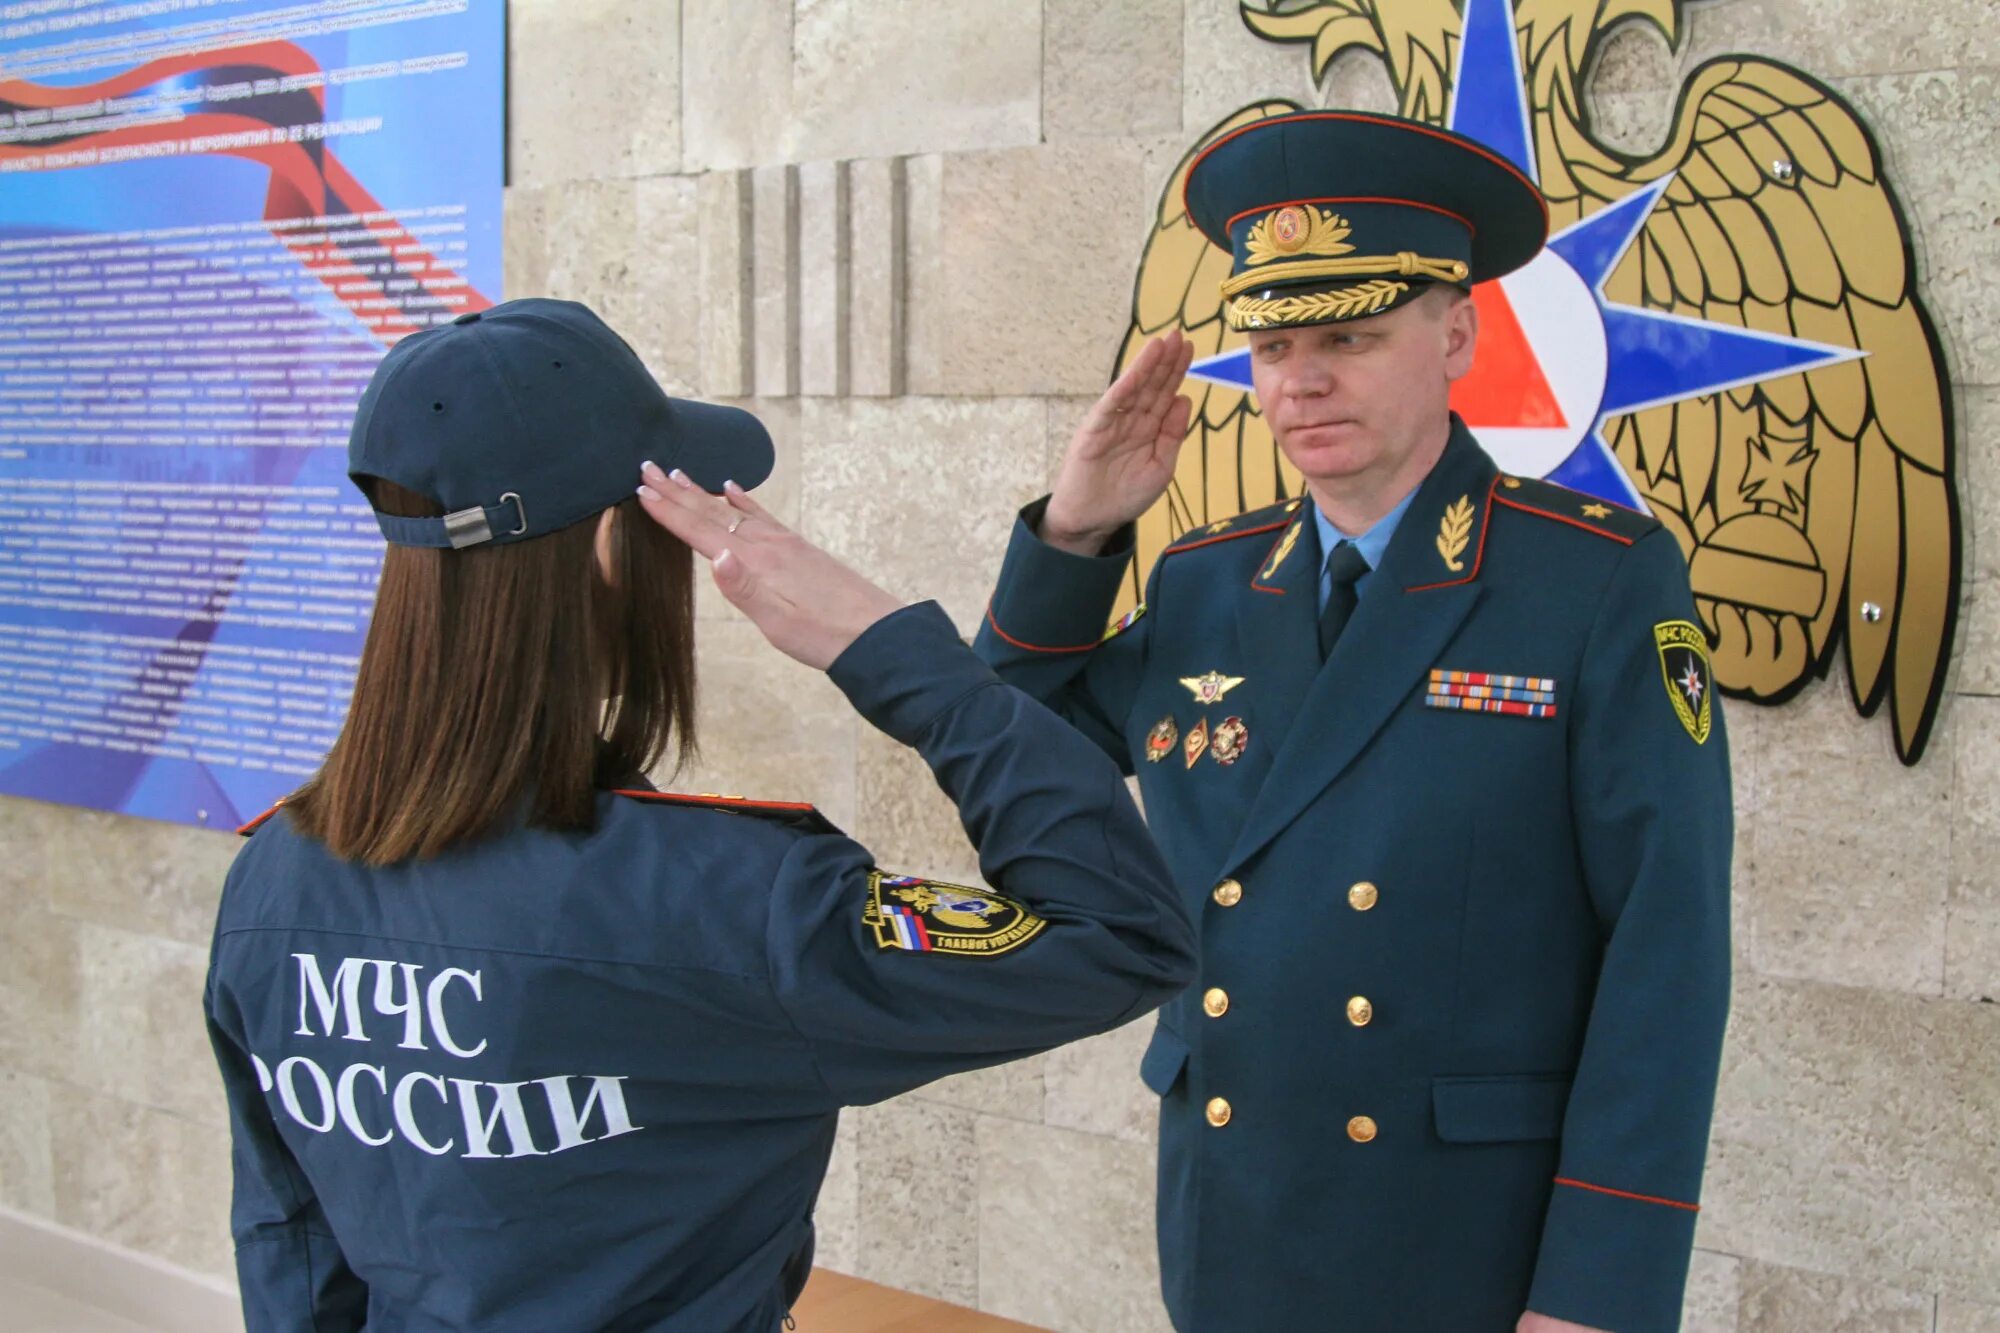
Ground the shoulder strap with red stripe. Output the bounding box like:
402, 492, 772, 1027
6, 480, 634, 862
237, 800, 286, 837
1491, 475, 1659, 546
1161, 496, 1305, 559
613, 789, 840, 835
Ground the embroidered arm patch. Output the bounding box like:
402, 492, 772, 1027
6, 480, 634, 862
1654, 620, 1714, 744
1102, 602, 1146, 642
864, 871, 1049, 958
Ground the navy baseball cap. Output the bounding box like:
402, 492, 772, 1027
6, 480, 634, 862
348, 298, 774, 549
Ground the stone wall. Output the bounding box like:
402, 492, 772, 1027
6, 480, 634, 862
1, 3, 1995, 1330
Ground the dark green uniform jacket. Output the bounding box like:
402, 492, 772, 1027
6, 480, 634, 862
975, 422, 1732, 1333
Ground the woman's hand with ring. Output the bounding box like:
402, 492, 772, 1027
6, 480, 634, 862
636, 461, 904, 671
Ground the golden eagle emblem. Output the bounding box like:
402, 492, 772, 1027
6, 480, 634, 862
1115, 0, 1959, 763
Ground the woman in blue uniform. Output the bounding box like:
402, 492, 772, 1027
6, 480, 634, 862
203, 298, 1196, 1332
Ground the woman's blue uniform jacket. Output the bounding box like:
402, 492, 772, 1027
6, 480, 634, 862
204, 603, 1197, 1332
974, 423, 1734, 1333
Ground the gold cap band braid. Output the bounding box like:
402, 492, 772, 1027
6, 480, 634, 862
1218, 252, 1469, 300
1225, 279, 1412, 331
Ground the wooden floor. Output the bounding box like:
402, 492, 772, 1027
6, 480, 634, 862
791, 1269, 1051, 1333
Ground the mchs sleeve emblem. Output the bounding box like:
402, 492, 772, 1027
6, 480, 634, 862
864, 872, 1048, 958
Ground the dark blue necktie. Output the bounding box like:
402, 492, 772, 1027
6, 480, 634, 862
1318, 541, 1371, 659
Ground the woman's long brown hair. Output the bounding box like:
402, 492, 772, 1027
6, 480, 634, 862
284, 480, 696, 865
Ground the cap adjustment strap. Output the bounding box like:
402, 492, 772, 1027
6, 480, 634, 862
375, 491, 529, 549
1218, 252, 1469, 300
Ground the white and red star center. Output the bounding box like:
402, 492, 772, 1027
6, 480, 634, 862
1679, 660, 1706, 708
1188, 0, 1864, 510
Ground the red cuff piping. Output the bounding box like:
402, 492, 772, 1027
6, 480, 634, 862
983, 602, 1100, 655
1554, 1176, 1700, 1212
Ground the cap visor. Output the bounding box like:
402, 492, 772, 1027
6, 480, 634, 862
665, 399, 776, 494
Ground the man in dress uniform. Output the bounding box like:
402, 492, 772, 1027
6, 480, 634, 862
974, 112, 1733, 1333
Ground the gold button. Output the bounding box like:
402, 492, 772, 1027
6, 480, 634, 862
1206, 1097, 1233, 1128
1347, 881, 1378, 911
1503, 477, 1522, 489
1213, 879, 1243, 907
1347, 1115, 1377, 1143
1203, 987, 1230, 1018
1346, 996, 1373, 1027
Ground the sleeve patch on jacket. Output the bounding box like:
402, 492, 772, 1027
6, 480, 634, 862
864, 872, 1049, 958
1102, 602, 1146, 641
1653, 620, 1714, 744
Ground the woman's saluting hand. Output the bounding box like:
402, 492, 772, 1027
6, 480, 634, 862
637, 461, 905, 671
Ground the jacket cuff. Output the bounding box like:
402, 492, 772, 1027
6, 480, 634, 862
827, 600, 999, 746
984, 498, 1135, 654
1527, 1175, 1701, 1333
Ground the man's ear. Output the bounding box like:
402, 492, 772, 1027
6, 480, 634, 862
595, 506, 619, 587
1442, 290, 1479, 384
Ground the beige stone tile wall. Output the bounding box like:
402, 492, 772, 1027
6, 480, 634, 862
3, 4, 1996, 1331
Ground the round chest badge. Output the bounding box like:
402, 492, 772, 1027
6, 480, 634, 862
1210, 716, 1249, 766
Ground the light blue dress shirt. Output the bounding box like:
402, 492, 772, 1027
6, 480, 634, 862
1312, 485, 1419, 611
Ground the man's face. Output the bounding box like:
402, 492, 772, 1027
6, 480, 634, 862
1245, 287, 1478, 489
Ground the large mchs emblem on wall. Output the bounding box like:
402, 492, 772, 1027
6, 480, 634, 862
1122, 0, 1959, 763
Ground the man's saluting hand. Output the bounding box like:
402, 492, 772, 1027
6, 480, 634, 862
1041, 329, 1194, 556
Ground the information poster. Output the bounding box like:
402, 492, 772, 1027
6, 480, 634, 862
0, 1, 503, 830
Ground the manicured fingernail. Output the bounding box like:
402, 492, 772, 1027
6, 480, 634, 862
641, 460, 664, 481
638, 484, 660, 501
723, 479, 742, 495
668, 467, 694, 489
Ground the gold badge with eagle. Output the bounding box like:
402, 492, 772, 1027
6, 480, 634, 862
1113, 0, 1960, 764
864, 872, 1048, 959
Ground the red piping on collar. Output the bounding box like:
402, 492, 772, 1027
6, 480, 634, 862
1248, 516, 1307, 595
1404, 476, 1500, 592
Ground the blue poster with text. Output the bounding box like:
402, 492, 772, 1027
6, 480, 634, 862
0, 1, 503, 830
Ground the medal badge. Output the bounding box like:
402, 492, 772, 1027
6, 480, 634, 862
1179, 671, 1245, 705
1183, 717, 1209, 768
1145, 715, 1179, 763
1210, 716, 1249, 766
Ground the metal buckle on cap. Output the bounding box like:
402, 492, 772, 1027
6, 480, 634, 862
498, 492, 527, 537
443, 506, 492, 549
440, 493, 528, 549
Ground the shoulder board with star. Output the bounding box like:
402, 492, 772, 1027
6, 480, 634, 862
1163, 497, 1304, 557
1492, 476, 1659, 545
614, 789, 840, 835
237, 799, 287, 837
